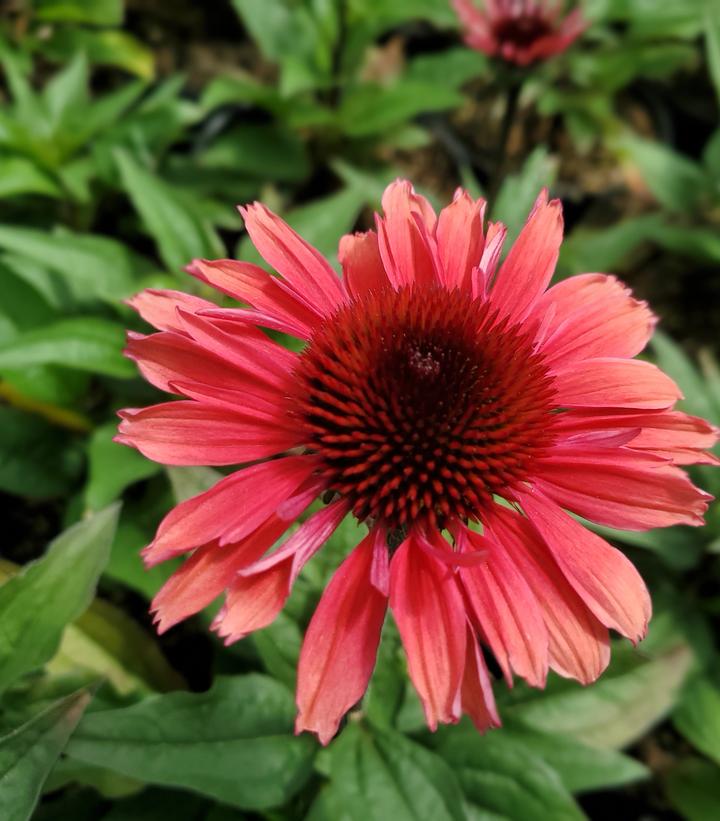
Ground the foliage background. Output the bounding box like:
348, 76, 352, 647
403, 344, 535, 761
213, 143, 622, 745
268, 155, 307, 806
1, 0, 720, 818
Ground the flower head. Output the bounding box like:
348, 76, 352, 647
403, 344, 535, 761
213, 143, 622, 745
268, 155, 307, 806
453, 0, 586, 66
119, 180, 717, 745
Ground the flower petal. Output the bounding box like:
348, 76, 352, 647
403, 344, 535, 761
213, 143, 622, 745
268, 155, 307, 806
489, 190, 563, 324
116, 401, 300, 465
128, 289, 215, 333
552, 358, 682, 409
389, 532, 466, 729
240, 203, 347, 316
462, 624, 501, 732
295, 529, 388, 745
535, 446, 712, 529
517, 490, 651, 643
485, 503, 610, 684
535, 274, 656, 365
339, 230, 390, 299
458, 525, 548, 688
436, 189, 486, 290
143, 455, 318, 565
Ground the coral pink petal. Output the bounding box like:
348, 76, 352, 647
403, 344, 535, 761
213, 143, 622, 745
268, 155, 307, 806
552, 358, 682, 409
389, 532, 466, 730
150, 514, 289, 633
339, 230, 390, 299
188, 258, 320, 338
116, 401, 300, 465
518, 490, 651, 643
240, 203, 346, 316
128, 289, 215, 333
125, 331, 286, 407
536, 274, 656, 364
295, 529, 388, 745
472, 221, 506, 298
376, 180, 440, 289
214, 499, 350, 643
176, 309, 296, 389
534, 447, 712, 529
143, 455, 319, 565
436, 189, 486, 290
485, 503, 610, 684
554, 409, 720, 465
489, 190, 563, 324
457, 525, 548, 688
461, 625, 501, 732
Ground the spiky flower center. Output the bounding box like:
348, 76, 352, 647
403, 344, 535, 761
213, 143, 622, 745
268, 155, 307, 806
293, 286, 557, 531
493, 15, 553, 48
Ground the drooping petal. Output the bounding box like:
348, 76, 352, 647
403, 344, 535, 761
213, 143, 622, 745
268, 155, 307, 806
212, 499, 350, 643
517, 489, 651, 643
457, 525, 548, 688
240, 203, 347, 315
188, 258, 320, 338
535, 274, 656, 365
376, 180, 440, 289
339, 230, 390, 299
116, 401, 300, 465
127, 289, 215, 333
485, 503, 610, 684
436, 189, 486, 290
534, 447, 712, 529
461, 624, 501, 732
552, 358, 682, 409
295, 529, 388, 745
142, 455, 319, 565
488, 190, 563, 324
389, 532, 466, 729
150, 514, 289, 633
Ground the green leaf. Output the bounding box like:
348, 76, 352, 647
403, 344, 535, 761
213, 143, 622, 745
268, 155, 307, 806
0, 225, 139, 301
0, 318, 134, 378
116, 149, 224, 273
0, 406, 82, 497
436, 726, 583, 820
48, 596, 184, 696
674, 676, 720, 765
66, 675, 316, 809
0, 156, 61, 198
34, 0, 123, 25
508, 644, 692, 750
0, 687, 94, 821
339, 81, 464, 138
665, 758, 720, 821
43, 52, 88, 129
85, 423, 161, 511
706, 2, 720, 104
0, 505, 119, 693
492, 147, 558, 245
618, 134, 708, 212
405, 48, 488, 88
42, 29, 155, 79
328, 723, 466, 821
498, 721, 649, 793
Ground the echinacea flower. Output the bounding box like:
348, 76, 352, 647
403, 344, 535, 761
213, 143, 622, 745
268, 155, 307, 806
118, 180, 717, 745
453, 0, 586, 66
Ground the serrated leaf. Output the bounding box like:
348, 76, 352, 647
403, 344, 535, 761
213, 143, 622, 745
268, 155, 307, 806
0, 688, 94, 821
66, 675, 316, 809
0, 505, 119, 693
328, 723, 466, 821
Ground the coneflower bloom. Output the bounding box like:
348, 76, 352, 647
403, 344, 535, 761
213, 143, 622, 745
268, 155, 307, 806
453, 0, 586, 66
118, 180, 716, 745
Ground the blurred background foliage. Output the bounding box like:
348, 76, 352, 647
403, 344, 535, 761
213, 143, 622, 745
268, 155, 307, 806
0, 0, 719, 818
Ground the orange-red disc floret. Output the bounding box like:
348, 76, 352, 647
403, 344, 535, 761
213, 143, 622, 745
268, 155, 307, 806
292, 285, 558, 531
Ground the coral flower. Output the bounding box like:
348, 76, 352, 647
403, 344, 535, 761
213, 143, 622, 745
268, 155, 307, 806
453, 0, 586, 66
118, 180, 717, 745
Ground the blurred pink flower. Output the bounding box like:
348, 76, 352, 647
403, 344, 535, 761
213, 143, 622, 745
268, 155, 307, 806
119, 180, 716, 745
453, 0, 586, 65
